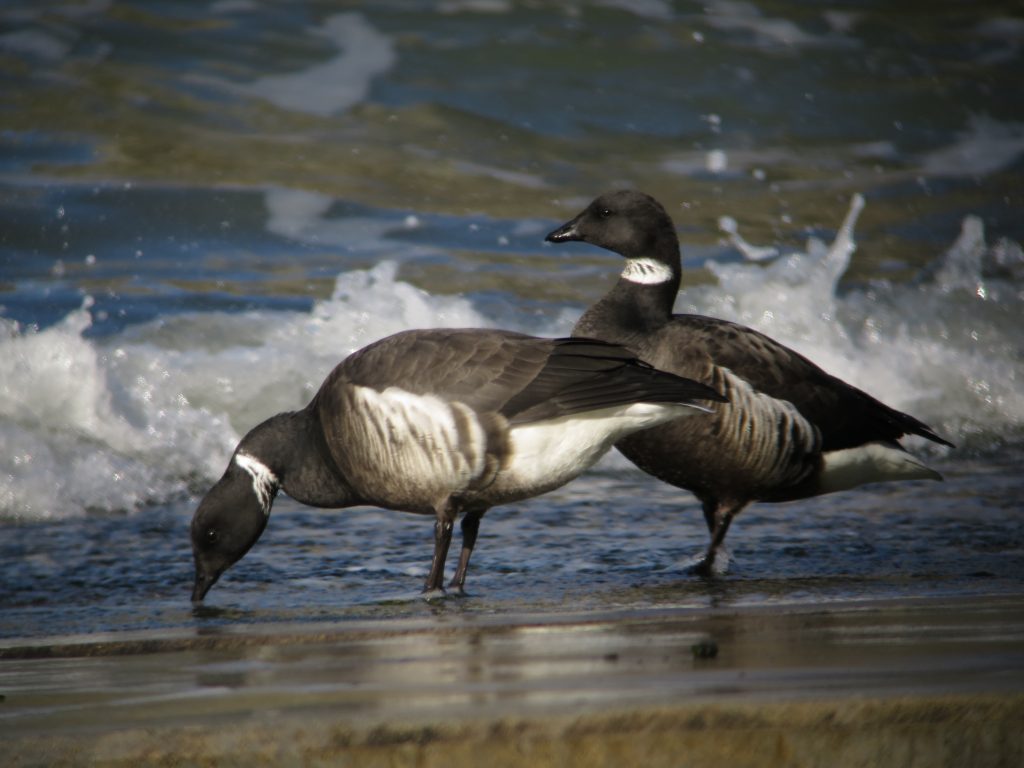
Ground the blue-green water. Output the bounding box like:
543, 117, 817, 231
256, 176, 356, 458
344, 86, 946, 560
1, 1, 1023, 643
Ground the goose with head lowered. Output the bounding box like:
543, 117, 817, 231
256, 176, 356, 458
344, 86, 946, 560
190, 327, 724, 601
546, 190, 953, 575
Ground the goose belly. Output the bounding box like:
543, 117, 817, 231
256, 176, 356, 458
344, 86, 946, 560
483, 402, 701, 505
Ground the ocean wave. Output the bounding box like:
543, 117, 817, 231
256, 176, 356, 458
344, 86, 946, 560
2, 201, 1021, 520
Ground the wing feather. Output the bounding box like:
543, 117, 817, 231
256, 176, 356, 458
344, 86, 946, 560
654, 316, 952, 449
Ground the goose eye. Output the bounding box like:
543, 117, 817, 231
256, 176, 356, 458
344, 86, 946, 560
206, 528, 218, 545
599, 208, 613, 219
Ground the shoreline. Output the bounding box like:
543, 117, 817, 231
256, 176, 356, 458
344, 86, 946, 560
3, 593, 1022, 765
3, 590, 1020, 658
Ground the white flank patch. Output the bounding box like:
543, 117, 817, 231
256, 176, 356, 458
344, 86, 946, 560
350, 385, 488, 494
501, 401, 702, 499
235, 452, 279, 515
819, 442, 942, 494
621, 257, 675, 285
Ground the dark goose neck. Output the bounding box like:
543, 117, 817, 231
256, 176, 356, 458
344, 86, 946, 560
239, 409, 356, 509
575, 240, 682, 340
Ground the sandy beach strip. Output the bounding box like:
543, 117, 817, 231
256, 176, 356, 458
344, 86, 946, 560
2, 594, 1022, 766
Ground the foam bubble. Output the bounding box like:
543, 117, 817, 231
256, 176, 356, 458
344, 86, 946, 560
705, 149, 728, 173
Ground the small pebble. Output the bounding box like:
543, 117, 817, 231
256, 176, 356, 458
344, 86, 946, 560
691, 640, 718, 659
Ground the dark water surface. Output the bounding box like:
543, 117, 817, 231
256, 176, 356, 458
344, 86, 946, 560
1, 1, 1023, 644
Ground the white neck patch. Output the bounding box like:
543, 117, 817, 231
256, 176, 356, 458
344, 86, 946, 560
621, 257, 675, 285
235, 452, 279, 516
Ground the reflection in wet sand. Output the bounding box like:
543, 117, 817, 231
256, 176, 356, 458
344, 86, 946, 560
2, 596, 1022, 731
2, 597, 1022, 764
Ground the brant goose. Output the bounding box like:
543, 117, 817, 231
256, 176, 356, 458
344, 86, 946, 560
190, 327, 724, 600
546, 190, 953, 575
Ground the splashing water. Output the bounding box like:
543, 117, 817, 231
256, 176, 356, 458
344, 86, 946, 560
0, 262, 488, 520
1, 199, 1021, 520
680, 195, 1024, 449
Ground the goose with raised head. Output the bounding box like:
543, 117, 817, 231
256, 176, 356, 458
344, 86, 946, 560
546, 190, 953, 575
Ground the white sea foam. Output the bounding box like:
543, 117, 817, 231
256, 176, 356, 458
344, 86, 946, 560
0, 263, 487, 521
592, 0, 675, 21
263, 187, 447, 261
263, 187, 402, 252
210, 0, 258, 13
2, 199, 1021, 520
239, 13, 395, 116
702, 0, 853, 49
717, 214, 779, 261
438, 0, 512, 13
0, 302, 233, 518
680, 195, 1024, 446
705, 149, 728, 174
973, 17, 1024, 65
921, 115, 1024, 177
0, 28, 73, 60
453, 161, 548, 190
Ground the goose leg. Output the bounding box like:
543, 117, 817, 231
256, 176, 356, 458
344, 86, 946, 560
692, 499, 744, 576
449, 508, 485, 594
424, 516, 455, 593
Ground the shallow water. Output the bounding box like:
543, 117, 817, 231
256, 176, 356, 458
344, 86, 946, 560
3, 597, 1023, 743
1, 1, 1023, 643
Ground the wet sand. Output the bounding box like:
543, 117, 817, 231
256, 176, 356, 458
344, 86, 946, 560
2, 594, 1022, 766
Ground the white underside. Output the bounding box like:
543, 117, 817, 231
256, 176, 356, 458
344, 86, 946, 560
495, 401, 705, 501
818, 441, 941, 494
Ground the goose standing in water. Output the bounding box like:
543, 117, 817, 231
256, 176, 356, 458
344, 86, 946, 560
190, 327, 724, 600
546, 190, 952, 575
